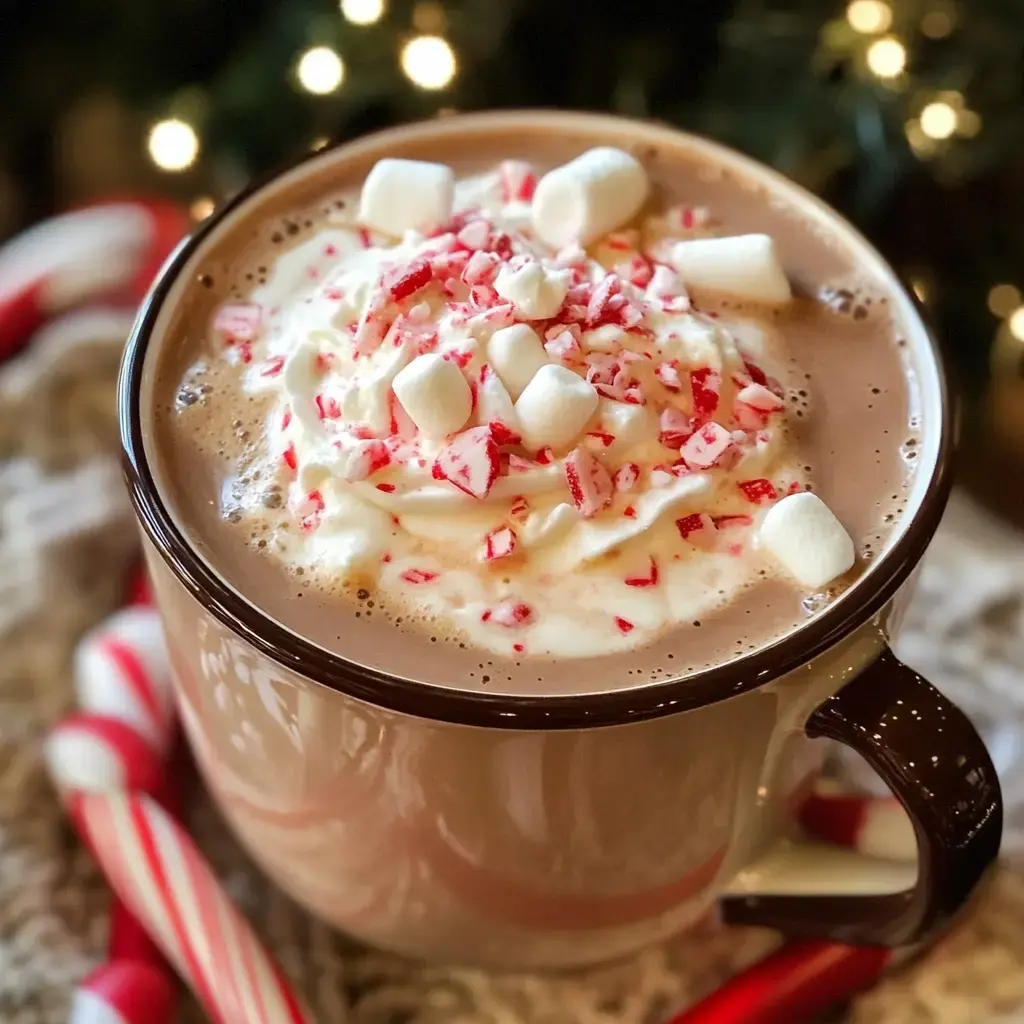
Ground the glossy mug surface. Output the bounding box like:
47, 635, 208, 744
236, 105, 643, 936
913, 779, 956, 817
121, 111, 1001, 970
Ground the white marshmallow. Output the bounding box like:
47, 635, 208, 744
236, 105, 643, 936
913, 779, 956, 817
514, 364, 599, 451
759, 492, 855, 589
358, 159, 455, 237
487, 324, 549, 399
667, 234, 791, 304
392, 353, 472, 440
493, 259, 571, 320
531, 147, 650, 248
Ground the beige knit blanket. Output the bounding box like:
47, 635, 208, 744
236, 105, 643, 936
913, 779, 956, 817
2, 315, 1024, 1023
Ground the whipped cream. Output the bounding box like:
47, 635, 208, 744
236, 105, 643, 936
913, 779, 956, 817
211, 156, 809, 659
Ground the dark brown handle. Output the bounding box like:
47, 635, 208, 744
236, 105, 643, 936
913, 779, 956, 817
721, 647, 1002, 946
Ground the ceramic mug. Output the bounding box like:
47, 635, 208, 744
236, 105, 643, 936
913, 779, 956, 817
120, 111, 1001, 970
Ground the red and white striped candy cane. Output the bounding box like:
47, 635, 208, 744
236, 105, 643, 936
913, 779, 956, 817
799, 778, 917, 862
70, 960, 177, 1024
75, 606, 175, 754
72, 791, 311, 1024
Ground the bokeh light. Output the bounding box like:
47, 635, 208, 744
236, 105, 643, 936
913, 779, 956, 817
341, 0, 385, 25
920, 101, 958, 140
1010, 306, 1024, 341
866, 37, 907, 78
846, 0, 893, 34
297, 47, 345, 94
921, 10, 955, 39
190, 196, 215, 221
147, 119, 199, 172
988, 285, 1022, 318
401, 35, 457, 90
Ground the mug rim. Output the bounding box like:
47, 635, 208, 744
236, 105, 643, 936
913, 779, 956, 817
119, 109, 954, 730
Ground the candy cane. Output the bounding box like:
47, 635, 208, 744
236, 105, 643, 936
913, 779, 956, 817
798, 778, 917, 862
71, 791, 311, 1024
70, 961, 177, 1024
74, 606, 175, 753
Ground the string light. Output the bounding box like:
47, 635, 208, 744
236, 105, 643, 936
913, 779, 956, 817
401, 35, 457, 90
920, 101, 958, 140
988, 285, 1022, 318
1009, 307, 1024, 342
866, 37, 907, 78
190, 196, 215, 221
147, 119, 200, 172
297, 47, 345, 94
846, 0, 892, 34
340, 0, 385, 25
412, 1, 447, 33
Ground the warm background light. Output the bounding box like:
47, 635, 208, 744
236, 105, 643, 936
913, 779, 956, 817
846, 0, 893, 34
147, 119, 199, 172
920, 101, 958, 140
988, 285, 1022, 318
190, 196, 215, 221
297, 46, 345, 94
866, 37, 907, 78
401, 35, 457, 90
1009, 306, 1024, 341
341, 0, 385, 25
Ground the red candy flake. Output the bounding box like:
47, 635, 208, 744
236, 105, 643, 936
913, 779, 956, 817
713, 514, 754, 530
659, 408, 695, 450
324, 288, 344, 301
401, 568, 438, 584
680, 422, 737, 470
786, 481, 805, 496
615, 255, 654, 289
282, 444, 297, 471
299, 490, 325, 532
484, 599, 533, 628
213, 302, 262, 343
488, 420, 522, 447
498, 160, 537, 203
382, 257, 432, 302
655, 362, 682, 392
323, 243, 338, 258
481, 526, 517, 562
376, 482, 396, 493
544, 329, 581, 363
358, 227, 373, 249
432, 426, 500, 499
734, 382, 784, 430
623, 505, 637, 518
461, 249, 501, 286
614, 616, 635, 634
743, 359, 768, 387
513, 642, 525, 654
260, 356, 286, 377
676, 512, 717, 548
738, 478, 778, 505
457, 219, 492, 251
613, 463, 640, 492
315, 394, 343, 420
564, 448, 614, 518
586, 431, 616, 448
624, 557, 659, 588
343, 439, 391, 481
237, 342, 254, 364
604, 231, 637, 252
689, 367, 721, 420
442, 346, 475, 369
508, 453, 534, 473
535, 447, 554, 465
281, 409, 292, 431
509, 496, 530, 521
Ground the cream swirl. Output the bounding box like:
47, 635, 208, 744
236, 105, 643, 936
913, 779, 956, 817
213, 161, 806, 658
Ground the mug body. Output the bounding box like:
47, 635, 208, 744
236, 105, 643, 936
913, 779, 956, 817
144, 536, 910, 969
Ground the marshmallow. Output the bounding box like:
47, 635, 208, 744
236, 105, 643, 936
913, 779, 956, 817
514, 364, 599, 451
493, 259, 571, 320
667, 234, 792, 304
759, 492, 856, 589
487, 324, 549, 399
391, 353, 472, 440
358, 159, 455, 237
531, 147, 650, 248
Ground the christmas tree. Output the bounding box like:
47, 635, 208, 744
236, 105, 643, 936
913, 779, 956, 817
3, 0, 1024, 514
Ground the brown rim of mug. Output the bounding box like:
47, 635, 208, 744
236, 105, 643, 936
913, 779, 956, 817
119, 110, 956, 731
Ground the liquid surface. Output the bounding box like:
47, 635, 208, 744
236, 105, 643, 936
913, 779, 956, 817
147, 125, 919, 696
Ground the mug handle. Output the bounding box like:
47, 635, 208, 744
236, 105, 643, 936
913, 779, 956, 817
719, 646, 1002, 946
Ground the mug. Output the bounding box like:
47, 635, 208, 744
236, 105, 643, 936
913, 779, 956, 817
120, 111, 1002, 970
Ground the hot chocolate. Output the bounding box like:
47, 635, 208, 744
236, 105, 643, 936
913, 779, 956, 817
146, 124, 918, 696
